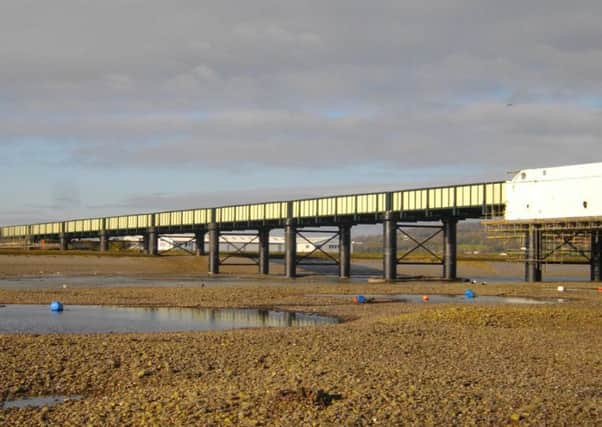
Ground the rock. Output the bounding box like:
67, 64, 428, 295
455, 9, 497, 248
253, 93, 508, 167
136, 369, 153, 379
275, 388, 342, 408
510, 413, 526, 422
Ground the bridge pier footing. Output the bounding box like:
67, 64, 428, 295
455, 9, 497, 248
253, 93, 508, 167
383, 211, 397, 281
591, 231, 602, 282
525, 226, 542, 282
339, 224, 351, 279
208, 223, 219, 274
285, 219, 297, 278
443, 218, 458, 280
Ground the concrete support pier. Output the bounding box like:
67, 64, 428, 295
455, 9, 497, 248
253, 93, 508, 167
285, 219, 297, 278
208, 223, 219, 274
195, 230, 206, 256
525, 226, 542, 282
339, 224, 351, 278
591, 231, 602, 282
99, 231, 109, 252
383, 211, 397, 281
258, 228, 270, 275
443, 218, 458, 280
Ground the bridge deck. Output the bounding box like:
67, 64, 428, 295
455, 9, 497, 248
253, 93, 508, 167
0, 181, 506, 239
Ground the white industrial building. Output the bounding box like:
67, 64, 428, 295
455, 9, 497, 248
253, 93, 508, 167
113, 234, 349, 254
505, 162, 602, 221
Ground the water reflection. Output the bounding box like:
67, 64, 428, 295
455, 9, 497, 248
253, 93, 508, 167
0, 305, 338, 334
136, 306, 338, 328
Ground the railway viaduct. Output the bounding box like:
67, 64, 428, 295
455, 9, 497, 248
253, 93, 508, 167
2, 177, 601, 283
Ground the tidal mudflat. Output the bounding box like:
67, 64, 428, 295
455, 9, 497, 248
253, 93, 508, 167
1, 254, 601, 425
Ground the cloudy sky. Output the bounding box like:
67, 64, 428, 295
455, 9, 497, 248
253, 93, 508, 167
1, 0, 602, 225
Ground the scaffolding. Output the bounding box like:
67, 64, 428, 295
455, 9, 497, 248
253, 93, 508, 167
484, 217, 602, 281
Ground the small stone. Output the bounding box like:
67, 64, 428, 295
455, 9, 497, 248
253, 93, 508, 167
136, 369, 152, 379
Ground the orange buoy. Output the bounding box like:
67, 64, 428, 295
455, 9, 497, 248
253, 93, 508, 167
598, 287, 602, 293
422, 295, 430, 302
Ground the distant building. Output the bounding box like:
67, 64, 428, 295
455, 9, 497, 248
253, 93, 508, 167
112, 234, 350, 254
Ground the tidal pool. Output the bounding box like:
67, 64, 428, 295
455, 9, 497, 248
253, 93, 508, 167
318, 294, 564, 305
1, 395, 81, 409
0, 305, 339, 334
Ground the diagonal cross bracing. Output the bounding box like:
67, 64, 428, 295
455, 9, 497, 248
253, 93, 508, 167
157, 236, 196, 255
396, 225, 444, 265
219, 233, 260, 266
296, 229, 340, 266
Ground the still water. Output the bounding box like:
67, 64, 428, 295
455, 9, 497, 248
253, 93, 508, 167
1, 395, 81, 409
0, 305, 338, 334
318, 294, 563, 304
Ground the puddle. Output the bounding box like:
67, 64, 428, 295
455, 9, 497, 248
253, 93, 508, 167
316, 294, 564, 305
2, 395, 81, 409
0, 305, 339, 334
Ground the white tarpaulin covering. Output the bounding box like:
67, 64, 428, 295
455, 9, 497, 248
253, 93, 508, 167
505, 162, 602, 220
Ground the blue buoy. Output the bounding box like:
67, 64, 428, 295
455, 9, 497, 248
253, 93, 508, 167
50, 301, 64, 312
354, 295, 367, 304
464, 289, 475, 299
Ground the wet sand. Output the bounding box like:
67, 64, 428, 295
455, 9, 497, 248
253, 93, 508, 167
0, 253, 230, 278
1, 254, 601, 425
0, 253, 591, 282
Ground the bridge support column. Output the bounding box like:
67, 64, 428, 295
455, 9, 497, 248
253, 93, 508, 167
339, 223, 351, 279
525, 226, 542, 282
195, 229, 206, 256
25, 235, 32, 250
259, 228, 270, 275
591, 231, 602, 282
147, 228, 158, 256
142, 233, 149, 254
443, 218, 458, 280
383, 211, 397, 281
208, 223, 219, 274
285, 219, 297, 278
99, 231, 109, 252
59, 233, 70, 251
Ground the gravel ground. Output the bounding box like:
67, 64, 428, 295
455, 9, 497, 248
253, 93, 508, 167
1, 259, 601, 425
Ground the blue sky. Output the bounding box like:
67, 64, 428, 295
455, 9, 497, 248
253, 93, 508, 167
1, 1, 601, 225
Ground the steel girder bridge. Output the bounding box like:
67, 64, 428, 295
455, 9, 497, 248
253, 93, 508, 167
5, 179, 601, 282
0, 182, 506, 281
